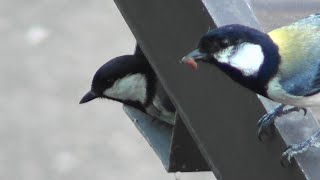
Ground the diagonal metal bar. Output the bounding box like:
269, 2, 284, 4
114, 0, 320, 179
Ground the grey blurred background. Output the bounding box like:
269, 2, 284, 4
1, 0, 319, 180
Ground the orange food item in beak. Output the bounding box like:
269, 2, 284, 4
185, 59, 198, 70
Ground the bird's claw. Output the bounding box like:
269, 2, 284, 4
280, 129, 320, 166
282, 107, 307, 117
257, 113, 277, 141
257, 105, 285, 141
281, 144, 300, 166
280, 142, 309, 166
257, 105, 308, 141
280, 145, 293, 167
301, 108, 307, 116
257, 113, 274, 126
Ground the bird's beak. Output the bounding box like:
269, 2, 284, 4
79, 91, 97, 104
180, 49, 207, 70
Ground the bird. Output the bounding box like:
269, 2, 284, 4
181, 13, 320, 163
80, 46, 176, 125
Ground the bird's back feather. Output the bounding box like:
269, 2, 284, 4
268, 14, 320, 97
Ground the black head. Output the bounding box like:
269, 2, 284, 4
80, 55, 155, 106
181, 24, 280, 96
198, 24, 268, 53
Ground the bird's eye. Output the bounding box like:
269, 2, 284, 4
107, 79, 115, 83
220, 39, 229, 48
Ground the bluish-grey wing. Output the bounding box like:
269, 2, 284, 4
281, 62, 320, 97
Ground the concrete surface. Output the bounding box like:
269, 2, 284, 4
0, 0, 214, 179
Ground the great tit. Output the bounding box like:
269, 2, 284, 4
181, 13, 320, 162
80, 46, 176, 125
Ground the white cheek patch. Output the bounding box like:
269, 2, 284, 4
103, 74, 147, 103
214, 43, 264, 76
213, 46, 235, 64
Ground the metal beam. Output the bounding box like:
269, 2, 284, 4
114, 0, 320, 179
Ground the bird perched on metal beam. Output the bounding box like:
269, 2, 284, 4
181, 14, 320, 162
80, 46, 176, 125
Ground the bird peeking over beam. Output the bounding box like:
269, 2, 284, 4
181, 13, 320, 164
80, 46, 176, 125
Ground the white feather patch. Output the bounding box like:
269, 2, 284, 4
214, 43, 264, 76
103, 73, 147, 103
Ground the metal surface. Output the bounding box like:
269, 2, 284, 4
123, 105, 172, 169
169, 115, 210, 172
123, 105, 210, 172
115, 0, 319, 179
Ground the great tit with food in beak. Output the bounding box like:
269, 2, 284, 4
80, 46, 176, 125
181, 13, 320, 162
